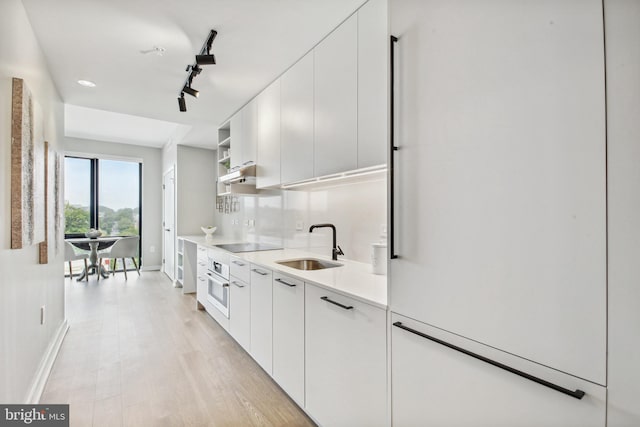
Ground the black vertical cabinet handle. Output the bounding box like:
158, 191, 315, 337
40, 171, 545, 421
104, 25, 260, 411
389, 35, 399, 260
321, 296, 353, 310
393, 322, 586, 400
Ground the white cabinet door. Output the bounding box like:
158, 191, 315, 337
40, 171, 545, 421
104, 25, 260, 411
230, 110, 243, 169
314, 14, 358, 177
391, 314, 606, 427
250, 265, 272, 374
229, 276, 251, 352
305, 284, 386, 427
272, 273, 305, 406
256, 80, 281, 188
281, 53, 314, 184
242, 100, 258, 166
357, 0, 388, 168
389, 0, 606, 384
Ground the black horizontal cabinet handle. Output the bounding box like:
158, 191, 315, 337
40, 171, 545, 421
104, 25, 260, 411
251, 268, 268, 276
393, 322, 586, 400
275, 278, 296, 287
321, 296, 353, 310
232, 260, 246, 266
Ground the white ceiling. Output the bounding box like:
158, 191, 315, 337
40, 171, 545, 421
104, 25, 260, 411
22, 0, 367, 148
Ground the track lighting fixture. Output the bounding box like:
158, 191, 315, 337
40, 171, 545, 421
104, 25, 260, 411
176, 29, 217, 112
196, 30, 217, 65
196, 53, 216, 65
183, 70, 199, 98
183, 85, 199, 98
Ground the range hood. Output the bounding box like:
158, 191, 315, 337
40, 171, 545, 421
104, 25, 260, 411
219, 163, 256, 185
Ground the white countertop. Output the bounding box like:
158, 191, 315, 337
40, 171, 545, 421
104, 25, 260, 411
179, 235, 387, 309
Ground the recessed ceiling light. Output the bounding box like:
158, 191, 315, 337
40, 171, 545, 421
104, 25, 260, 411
140, 46, 166, 56
77, 80, 96, 88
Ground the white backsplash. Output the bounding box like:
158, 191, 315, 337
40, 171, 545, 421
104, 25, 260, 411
216, 177, 387, 264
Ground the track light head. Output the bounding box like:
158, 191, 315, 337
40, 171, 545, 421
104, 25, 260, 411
196, 53, 216, 65
183, 85, 199, 98
178, 93, 187, 112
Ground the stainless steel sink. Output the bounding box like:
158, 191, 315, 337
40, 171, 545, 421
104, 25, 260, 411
276, 258, 343, 271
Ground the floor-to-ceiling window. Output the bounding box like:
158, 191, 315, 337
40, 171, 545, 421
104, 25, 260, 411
65, 156, 142, 275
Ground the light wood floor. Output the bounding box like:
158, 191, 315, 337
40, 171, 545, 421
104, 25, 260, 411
41, 271, 316, 427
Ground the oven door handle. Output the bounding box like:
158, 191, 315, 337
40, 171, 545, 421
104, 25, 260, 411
206, 272, 229, 287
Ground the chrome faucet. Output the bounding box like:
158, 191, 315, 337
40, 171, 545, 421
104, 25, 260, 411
309, 223, 344, 261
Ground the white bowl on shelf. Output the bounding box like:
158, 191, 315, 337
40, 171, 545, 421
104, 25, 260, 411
201, 226, 217, 242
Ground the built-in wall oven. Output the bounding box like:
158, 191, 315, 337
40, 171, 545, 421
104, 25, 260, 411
206, 251, 230, 318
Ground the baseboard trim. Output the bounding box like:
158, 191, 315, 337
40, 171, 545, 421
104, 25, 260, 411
141, 265, 161, 271
25, 320, 69, 404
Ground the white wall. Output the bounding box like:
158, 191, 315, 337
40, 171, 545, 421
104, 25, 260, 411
606, 0, 640, 425
0, 0, 65, 403
216, 177, 387, 264
64, 137, 163, 269
176, 145, 217, 235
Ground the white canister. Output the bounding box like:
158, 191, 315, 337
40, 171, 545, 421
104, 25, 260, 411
371, 242, 387, 275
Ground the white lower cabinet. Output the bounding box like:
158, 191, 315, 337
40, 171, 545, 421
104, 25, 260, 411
391, 313, 606, 427
250, 265, 273, 374
305, 284, 387, 427
229, 276, 250, 352
195, 245, 209, 309
272, 273, 305, 406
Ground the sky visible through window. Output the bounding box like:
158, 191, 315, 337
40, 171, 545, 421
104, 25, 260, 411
65, 158, 139, 209
99, 159, 139, 210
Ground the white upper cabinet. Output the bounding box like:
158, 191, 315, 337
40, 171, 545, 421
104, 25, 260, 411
241, 99, 257, 166
389, 0, 606, 383
229, 111, 243, 170
256, 79, 281, 188
357, 0, 388, 168
229, 100, 257, 171
314, 14, 358, 177
281, 52, 315, 184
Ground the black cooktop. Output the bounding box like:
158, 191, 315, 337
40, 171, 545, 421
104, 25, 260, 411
215, 243, 282, 253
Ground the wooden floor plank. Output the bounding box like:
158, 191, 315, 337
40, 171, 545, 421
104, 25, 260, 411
41, 271, 316, 427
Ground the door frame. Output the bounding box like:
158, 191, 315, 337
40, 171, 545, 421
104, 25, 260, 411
162, 166, 176, 281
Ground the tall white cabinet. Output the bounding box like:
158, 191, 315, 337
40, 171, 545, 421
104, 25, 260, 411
390, 0, 606, 382
313, 14, 358, 177
389, 0, 608, 425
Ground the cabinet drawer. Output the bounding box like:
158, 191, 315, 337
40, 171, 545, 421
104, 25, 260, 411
391, 313, 606, 427
230, 255, 250, 283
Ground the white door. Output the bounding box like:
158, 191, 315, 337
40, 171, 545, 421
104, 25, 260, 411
163, 168, 175, 281
389, 0, 607, 384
